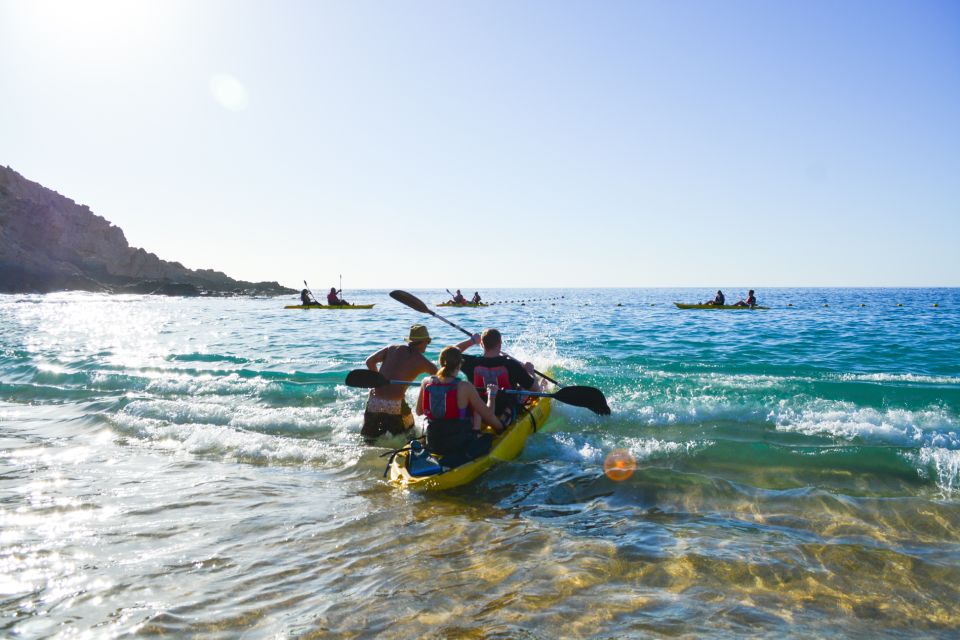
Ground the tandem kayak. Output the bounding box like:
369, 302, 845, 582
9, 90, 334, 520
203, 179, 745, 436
284, 304, 375, 309
437, 302, 489, 307
386, 397, 552, 490
674, 303, 769, 310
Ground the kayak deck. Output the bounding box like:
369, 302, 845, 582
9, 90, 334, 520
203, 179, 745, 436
284, 304, 375, 309
386, 397, 551, 490
674, 303, 769, 310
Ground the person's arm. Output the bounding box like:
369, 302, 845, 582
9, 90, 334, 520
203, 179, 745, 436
456, 333, 481, 352
365, 347, 388, 371
418, 352, 438, 376
463, 382, 503, 432
513, 360, 538, 391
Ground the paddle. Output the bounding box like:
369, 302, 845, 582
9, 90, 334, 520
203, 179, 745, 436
344, 369, 611, 415
390, 290, 563, 386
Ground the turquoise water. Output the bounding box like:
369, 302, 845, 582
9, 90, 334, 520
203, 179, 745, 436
2, 288, 959, 638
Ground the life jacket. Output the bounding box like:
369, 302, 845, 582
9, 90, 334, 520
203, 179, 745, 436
327, 293, 340, 305
422, 377, 467, 420
472, 365, 511, 397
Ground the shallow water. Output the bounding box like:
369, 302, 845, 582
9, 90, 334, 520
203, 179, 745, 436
1, 288, 958, 638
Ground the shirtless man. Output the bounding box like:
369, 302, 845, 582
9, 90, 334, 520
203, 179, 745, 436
361, 325, 479, 443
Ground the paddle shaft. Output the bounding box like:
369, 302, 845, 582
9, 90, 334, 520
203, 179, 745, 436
373, 378, 549, 396
303, 280, 319, 304
426, 309, 561, 386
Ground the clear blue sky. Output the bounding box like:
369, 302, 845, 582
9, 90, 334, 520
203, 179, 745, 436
2, 0, 958, 288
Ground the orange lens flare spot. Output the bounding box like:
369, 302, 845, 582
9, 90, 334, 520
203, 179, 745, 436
603, 449, 636, 482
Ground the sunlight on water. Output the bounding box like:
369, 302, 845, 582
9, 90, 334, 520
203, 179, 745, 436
1, 289, 958, 637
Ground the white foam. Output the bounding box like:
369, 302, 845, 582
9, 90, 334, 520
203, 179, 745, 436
911, 447, 960, 494
110, 413, 362, 468
535, 432, 709, 464
838, 372, 960, 385
774, 401, 959, 450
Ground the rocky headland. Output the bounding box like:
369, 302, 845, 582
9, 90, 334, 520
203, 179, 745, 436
0, 166, 294, 296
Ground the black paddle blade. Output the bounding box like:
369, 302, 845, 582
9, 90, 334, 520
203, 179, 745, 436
390, 290, 431, 314
345, 369, 389, 388
553, 386, 611, 416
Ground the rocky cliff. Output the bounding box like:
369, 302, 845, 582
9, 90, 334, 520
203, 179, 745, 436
0, 166, 294, 295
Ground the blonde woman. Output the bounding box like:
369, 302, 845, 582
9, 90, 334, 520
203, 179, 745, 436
416, 346, 503, 468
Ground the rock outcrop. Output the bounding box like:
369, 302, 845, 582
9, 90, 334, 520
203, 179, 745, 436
0, 166, 294, 295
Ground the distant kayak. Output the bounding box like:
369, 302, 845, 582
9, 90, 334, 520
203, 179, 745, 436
386, 397, 551, 491
675, 303, 769, 310
284, 304, 375, 310
437, 302, 489, 307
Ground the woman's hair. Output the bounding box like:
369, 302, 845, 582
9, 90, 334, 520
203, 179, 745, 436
437, 346, 463, 379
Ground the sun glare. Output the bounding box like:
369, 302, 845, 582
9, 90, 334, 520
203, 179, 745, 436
16, 0, 168, 53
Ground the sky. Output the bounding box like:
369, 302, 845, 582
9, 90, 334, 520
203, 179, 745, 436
1, 0, 958, 288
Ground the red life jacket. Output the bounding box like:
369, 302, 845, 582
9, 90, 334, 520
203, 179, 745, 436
327, 293, 340, 305
422, 377, 467, 420
472, 365, 511, 398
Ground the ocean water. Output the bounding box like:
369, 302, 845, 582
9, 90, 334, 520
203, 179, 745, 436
1, 288, 958, 638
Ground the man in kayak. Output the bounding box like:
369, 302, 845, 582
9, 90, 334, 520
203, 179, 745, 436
471, 291, 482, 304
705, 290, 725, 306
361, 325, 479, 443
327, 287, 349, 306
300, 289, 320, 306
459, 328, 540, 426
450, 289, 466, 304
734, 290, 758, 308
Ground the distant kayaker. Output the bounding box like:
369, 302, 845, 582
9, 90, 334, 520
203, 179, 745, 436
706, 290, 725, 306
450, 289, 466, 304
327, 287, 349, 306
361, 325, 438, 443
416, 346, 503, 468
734, 290, 757, 308
471, 291, 482, 304
459, 328, 539, 425
300, 289, 320, 306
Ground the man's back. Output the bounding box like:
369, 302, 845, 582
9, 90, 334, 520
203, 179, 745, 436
461, 354, 535, 390
373, 344, 435, 400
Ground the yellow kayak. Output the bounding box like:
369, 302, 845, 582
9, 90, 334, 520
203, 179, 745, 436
284, 304, 375, 309
386, 397, 552, 490
674, 303, 769, 310
437, 302, 489, 307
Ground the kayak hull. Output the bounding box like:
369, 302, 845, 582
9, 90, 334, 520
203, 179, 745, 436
284, 304, 375, 309
674, 303, 769, 310
386, 397, 552, 491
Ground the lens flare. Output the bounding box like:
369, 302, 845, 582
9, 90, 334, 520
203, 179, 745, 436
603, 449, 636, 481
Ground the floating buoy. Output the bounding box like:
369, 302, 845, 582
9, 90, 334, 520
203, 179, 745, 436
934, 303, 940, 307
650, 303, 656, 306
787, 303, 793, 307
860, 304, 865, 307
897, 303, 903, 307
823, 304, 829, 308
616, 303, 623, 307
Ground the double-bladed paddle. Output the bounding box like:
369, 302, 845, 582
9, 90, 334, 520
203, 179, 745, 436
387, 290, 611, 414
391, 289, 562, 384
345, 369, 611, 415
